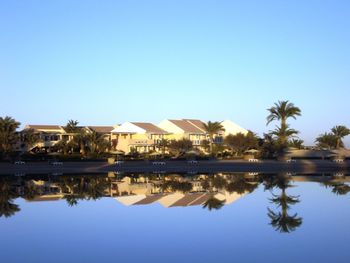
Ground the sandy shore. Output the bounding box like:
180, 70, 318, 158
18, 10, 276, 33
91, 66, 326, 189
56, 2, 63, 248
0, 160, 349, 175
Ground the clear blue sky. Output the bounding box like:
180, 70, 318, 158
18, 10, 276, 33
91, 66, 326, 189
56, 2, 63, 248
1, 0, 349, 145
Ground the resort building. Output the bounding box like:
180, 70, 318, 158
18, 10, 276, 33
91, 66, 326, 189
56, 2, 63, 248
220, 120, 248, 136
21, 124, 116, 152
86, 126, 116, 142
111, 122, 169, 153
22, 125, 68, 151
158, 119, 207, 147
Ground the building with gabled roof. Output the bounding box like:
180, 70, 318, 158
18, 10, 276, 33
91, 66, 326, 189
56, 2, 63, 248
221, 120, 248, 136
22, 124, 67, 151
158, 119, 207, 147
87, 126, 115, 134
111, 122, 169, 153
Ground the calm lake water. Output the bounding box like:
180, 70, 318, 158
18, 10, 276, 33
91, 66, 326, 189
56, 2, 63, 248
1, 172, 350, 263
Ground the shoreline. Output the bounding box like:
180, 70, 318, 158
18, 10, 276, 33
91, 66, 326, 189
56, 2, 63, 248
1, 160, 349, 175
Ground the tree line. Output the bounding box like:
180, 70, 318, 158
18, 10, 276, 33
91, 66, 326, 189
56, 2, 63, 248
0, 100, 349, 160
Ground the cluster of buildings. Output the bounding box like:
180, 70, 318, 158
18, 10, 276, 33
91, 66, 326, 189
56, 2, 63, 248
22, 119, 248, 154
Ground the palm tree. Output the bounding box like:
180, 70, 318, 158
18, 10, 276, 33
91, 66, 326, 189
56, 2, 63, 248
0, 178, 20, 218
22, 184, 38, 200
267, 174, 303, 233
270, 125, 299, 150
225, 175, 258, 194
21, 128, 41, 152
268, 208, 303, 233
267, 101, 301, 147
288, 139, 304, 149
0, 116, 21, 155
73, 130, 89, 156
225, 131, 259, 156
56, 139, 74, 155
202, 195, 225, 211
322, 181, 350, 196
64, 194, 79, 207
260, 133, 278, 158
87, 131, 109, 154
267, 101, 302, 127
315, 132, 338, 149
157, 138, 169, 154
168, 139, 193, 156
202, 121, 225, 154
331, 125, 350, 149
65, 120, 80, 133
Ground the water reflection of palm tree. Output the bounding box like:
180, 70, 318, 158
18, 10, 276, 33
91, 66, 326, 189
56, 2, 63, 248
22, 184, 38, 201
64, 195, 79, 207
267, 174, 303, 233
60, 176, 109, 206
0, 178, 20, 218
225, 175, 258, 194
201, 174, 226, 211
203, 195, 225, 211
322, 181, 350, 196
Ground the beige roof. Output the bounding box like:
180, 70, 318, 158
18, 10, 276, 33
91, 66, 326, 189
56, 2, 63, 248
131, 122, 168, 134
168, 120, 205, 133
183, 119, 206, 132
169, 193, 206, 207
133, 194, 165, 205
88, 126, 114, 133
25, 125, 62, 131
26, 194, 64, 202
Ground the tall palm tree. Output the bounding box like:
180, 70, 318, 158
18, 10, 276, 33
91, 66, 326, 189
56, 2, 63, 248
267, 101, 301, 147
331, 125, 350, 149
0, 116, 21, 155
202, 121, 225, 154
267, 101, 302, 127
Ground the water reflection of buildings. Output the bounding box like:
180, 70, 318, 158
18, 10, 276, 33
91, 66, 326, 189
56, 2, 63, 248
111, 174, 248, 208
116, 192, 245, 208
2, 173, 350, 207
4, 173, 256, 208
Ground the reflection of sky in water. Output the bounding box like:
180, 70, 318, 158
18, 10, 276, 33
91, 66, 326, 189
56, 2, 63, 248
1, 181, 350, 263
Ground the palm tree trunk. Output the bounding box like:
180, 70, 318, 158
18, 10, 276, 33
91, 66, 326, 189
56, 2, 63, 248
209, 139, 213, 154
